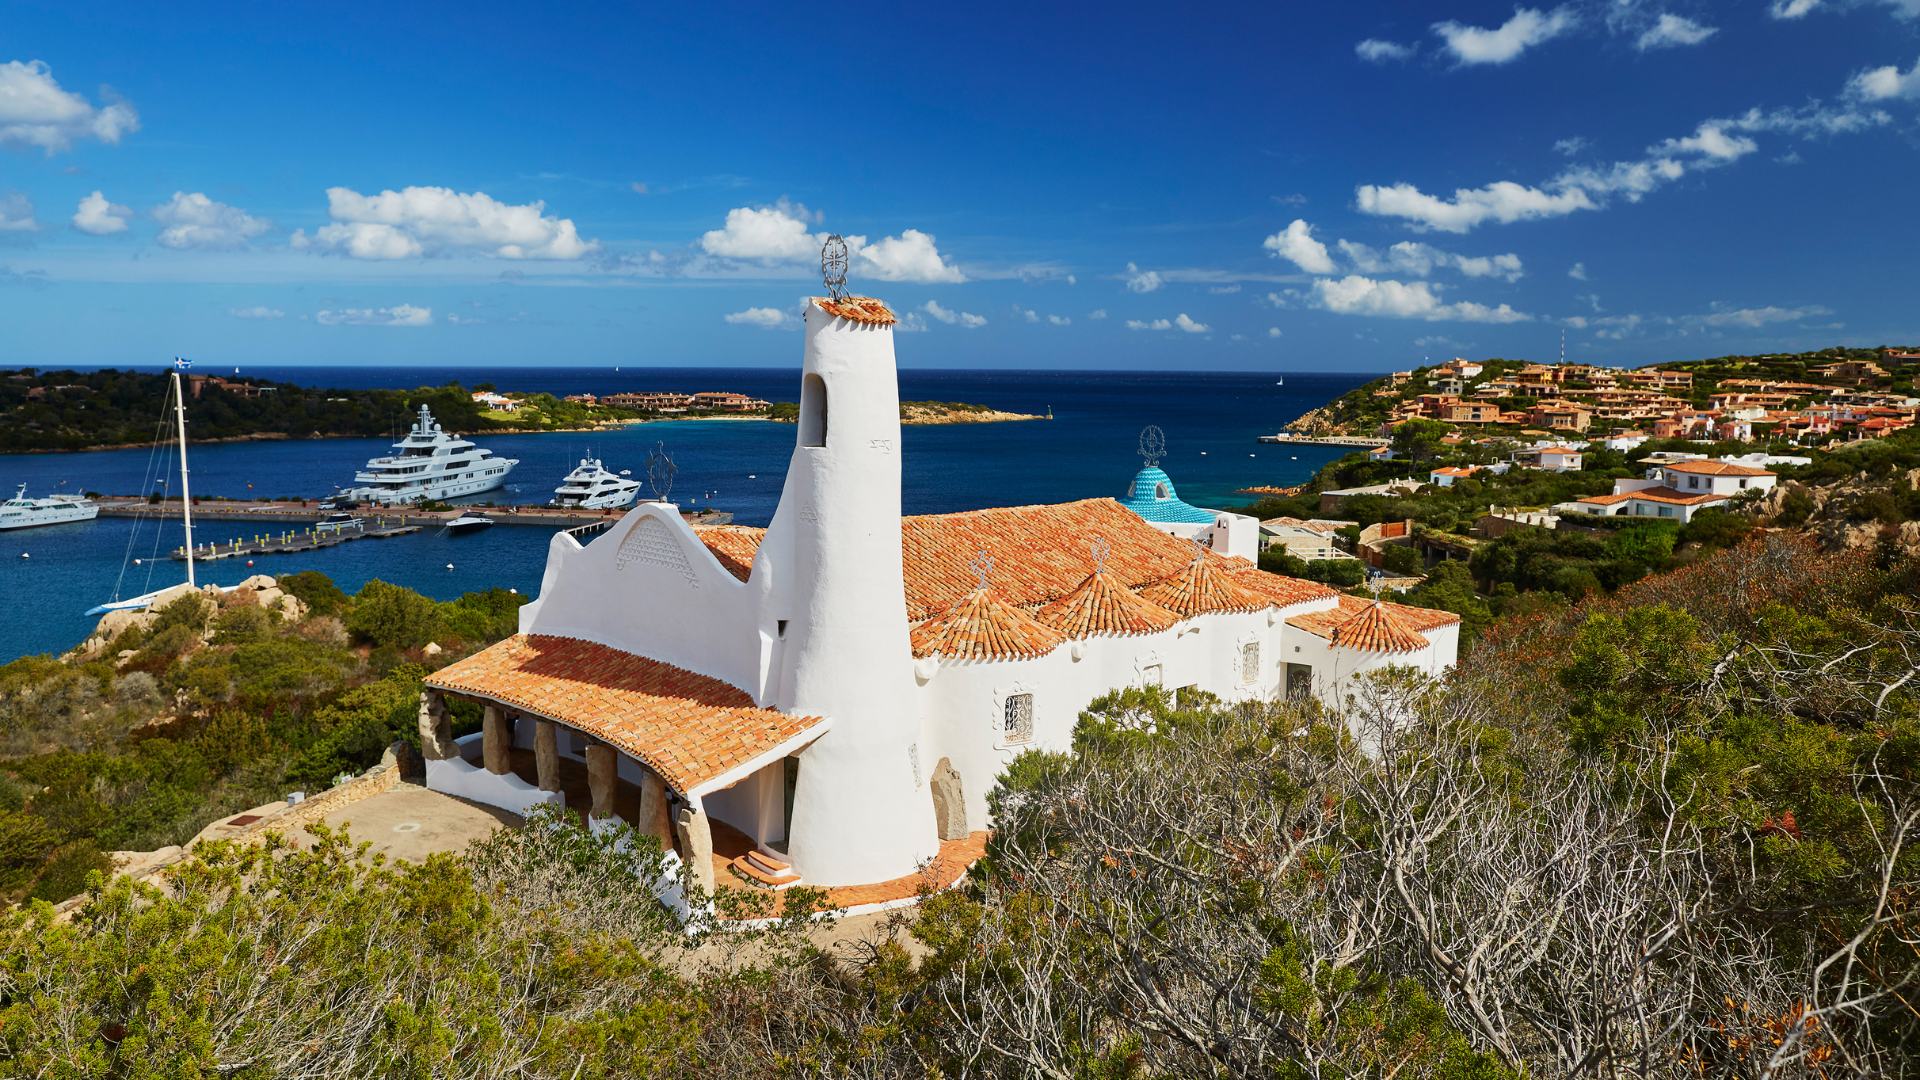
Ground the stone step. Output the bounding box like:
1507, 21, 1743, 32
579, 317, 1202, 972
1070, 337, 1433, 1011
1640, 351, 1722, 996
745, 849, 791, 874
729, 855, 802, 890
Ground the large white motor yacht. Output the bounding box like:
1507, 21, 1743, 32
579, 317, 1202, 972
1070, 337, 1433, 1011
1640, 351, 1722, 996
550, 458, 642, 509
0, 484, 99, 530
339, 404, 518, 505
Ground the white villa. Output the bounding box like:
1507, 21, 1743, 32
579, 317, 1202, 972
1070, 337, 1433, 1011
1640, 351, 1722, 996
416, 292, 1460, 912
1557, 458, 1778, 522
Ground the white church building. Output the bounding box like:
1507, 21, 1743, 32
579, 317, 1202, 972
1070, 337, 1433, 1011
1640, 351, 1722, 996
418, 289, 1458, 912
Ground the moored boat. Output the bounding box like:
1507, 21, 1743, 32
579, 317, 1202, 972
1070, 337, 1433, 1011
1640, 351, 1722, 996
338, 404, 517, 505
550, 458, 642, 509
0, 485, 99, 531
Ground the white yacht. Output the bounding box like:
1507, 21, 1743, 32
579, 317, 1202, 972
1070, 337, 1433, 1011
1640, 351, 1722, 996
0, 485, 99, 530
550, 457, 641, 510
339, 404, 518, 505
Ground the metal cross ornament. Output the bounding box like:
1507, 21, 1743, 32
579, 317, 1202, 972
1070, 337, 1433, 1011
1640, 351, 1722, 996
970, 549, 995, 590
1138, 424, 1167, 467
821, 234, 850, 302
645, 441, 677, 502
1189, 535, 1207, 564
1089, 535, 1111, 574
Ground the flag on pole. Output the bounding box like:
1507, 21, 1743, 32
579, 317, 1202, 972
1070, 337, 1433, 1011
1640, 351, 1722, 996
173, 357, 192, 371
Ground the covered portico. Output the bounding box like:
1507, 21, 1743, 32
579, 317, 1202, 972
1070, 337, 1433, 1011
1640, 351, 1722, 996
418, 634, 829, 896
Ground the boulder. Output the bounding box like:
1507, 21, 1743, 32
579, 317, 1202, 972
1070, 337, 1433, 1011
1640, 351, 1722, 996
422, 641, 444, 657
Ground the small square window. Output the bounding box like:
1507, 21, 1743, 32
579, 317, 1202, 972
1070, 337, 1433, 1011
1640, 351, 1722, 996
1002, 693, 1034, 745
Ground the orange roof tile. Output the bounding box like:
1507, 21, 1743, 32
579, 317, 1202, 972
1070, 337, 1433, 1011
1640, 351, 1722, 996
811, 296, 897, 326
1032, 568, 1181, 638
1664, 460, 1774, 477
425, 635, 824, 796
692, 498, 1343, 621
1137, 555, 1273, 617
1287, 598, 1431, 653
910, 588, 1067, 661
1576, 486, 1725, 507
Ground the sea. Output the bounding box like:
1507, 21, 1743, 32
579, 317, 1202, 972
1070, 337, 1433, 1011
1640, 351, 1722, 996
0, 366, 1371, 662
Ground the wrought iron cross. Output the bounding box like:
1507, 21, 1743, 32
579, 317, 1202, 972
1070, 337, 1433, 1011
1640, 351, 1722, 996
1090, 535, 1111, 573
1139, 424, 1167, 467
970, 549, 994, 590
821, 234, 850, 302
645, 441, 677, 502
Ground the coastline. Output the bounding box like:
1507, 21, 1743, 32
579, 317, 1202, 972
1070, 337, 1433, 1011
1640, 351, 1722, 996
0, 415, 777, 457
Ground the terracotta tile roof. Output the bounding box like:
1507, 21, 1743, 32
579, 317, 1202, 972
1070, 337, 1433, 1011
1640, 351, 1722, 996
1664, 460, 1774, 477
1576, 486, 1725, 507
425, 635, 824, 796
1137, 555, 1273, 617
695, 525, 764, 581
1032, 569, 1181, 638
692, 499, 1342, 621
1286, 598, 1430, 653
910, 587, 1066, 661
811, 296, 897, 326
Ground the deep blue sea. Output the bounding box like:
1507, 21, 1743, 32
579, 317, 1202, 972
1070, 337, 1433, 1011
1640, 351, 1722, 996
0, 367, 1370, 661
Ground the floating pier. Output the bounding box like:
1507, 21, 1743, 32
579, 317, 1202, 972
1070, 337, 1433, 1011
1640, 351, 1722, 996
172, 519, 421, 561
94, 497, 731, 530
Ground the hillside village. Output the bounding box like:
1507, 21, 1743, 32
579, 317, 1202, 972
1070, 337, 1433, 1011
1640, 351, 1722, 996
1246, 345, 1920, 627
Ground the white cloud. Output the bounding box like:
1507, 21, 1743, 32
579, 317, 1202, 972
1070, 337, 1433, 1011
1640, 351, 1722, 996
0, 60, 139, 154
1433, 6, 1578, 65
1309, 275, 1530, 323
696, 201, 963, 282
1123, 262, 1163, 293
1087, 308, 1108, 320
723, 306, 797, 330
1771, 0, 1821, 15
1356, 38, 1415, 62
1553, 135, 1591, 156
294, 186, 593, 260
1336, 239, 1525, 282
1355, 180, 1594, 233
1655, 121, 1757, 161
857, 228, 966, 283
1696, 303, 1831, 328
1125, 313, 1210, 333
1048, 314, 1071, 326
315, 304, 432, 327
0, 192, 35, 232
896, 311, 929, 332
1569, 261, 1588, 280
230, 306, 284, 320
923, 299, 986, 328
153, 191, 269, 250
71, 190, 130, 234
1262, 219, 1336, 274
1851, 56, 1920, 101
1774, 0, 1920, 17
1636, 13, 1717, 49
1267, 327, 1283, 338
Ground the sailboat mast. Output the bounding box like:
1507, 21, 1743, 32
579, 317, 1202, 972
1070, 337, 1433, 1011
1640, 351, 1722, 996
172, 361, 196, 587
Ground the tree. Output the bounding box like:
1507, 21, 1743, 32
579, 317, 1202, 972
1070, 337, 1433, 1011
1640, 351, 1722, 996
1390, 418, 1451, 465
345, 579, 439, 650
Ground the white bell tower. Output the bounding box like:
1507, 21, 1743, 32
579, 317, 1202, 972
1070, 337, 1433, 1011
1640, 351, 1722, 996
765, 243, 938, 886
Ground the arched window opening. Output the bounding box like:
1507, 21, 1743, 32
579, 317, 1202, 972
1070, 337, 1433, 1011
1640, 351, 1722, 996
799, 373, 828, 448
1154, 482, 1169, 499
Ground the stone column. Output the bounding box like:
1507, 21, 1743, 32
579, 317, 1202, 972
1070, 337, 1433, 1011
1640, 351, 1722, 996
675, 805, 715, 893
534, 719, 561, 793
637, 769, 674, 851
585, 743, 617, 821
417, 690, 456, 761
482, 705, 513, 776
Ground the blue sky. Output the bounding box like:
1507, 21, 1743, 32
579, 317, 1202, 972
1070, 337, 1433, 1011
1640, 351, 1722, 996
2, 1, 1917, 371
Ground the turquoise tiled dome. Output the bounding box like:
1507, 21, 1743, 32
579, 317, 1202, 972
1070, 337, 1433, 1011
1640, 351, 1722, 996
1118, 465, 1217, 524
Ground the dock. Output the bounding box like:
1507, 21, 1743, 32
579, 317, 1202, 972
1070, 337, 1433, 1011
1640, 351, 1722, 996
1256, 433, 1389, 447
94, 497, 732, 530
174, 520, 421, 561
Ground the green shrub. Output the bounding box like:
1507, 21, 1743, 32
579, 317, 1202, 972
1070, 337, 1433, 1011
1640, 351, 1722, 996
278, 570, 348, 617
345, 580, 439, 650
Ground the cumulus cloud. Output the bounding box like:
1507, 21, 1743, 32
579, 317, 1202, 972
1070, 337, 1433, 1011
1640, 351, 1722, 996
1262, 219, 1336, 274
315, 304, 432, 327
1309, 275, 1530, 323
1771, 0, 1821, 14
1356, 38, 1415, 62
1047, 314, 1071, 326
923, 299, 986, 328
1355, 180, 1595, 233
1123, 262, 1163, 293
1553, 135, 1591, 156
1636, 13, 1717, 49
230, 306, 284, 320
1695, 303, 1832, 328
153, 192, 270, 250
723, 306, 798, 330
697, 201, 965, 283
1336, 239, 1525, 282
1433, 6, 1578, 65
0, 60, 139, 154
1851, 56, 1920, 100
71, 190, 131, 234
293, 186, 593, 260
1267, 327, 1283, 338
1569, 261, 1589, 280
1125, 313, 1210, 333
1087, 308, 1108, 320
0, 192, 35, 232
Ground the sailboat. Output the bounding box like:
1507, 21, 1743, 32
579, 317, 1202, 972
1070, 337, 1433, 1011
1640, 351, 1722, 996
85, 358, 215, 616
